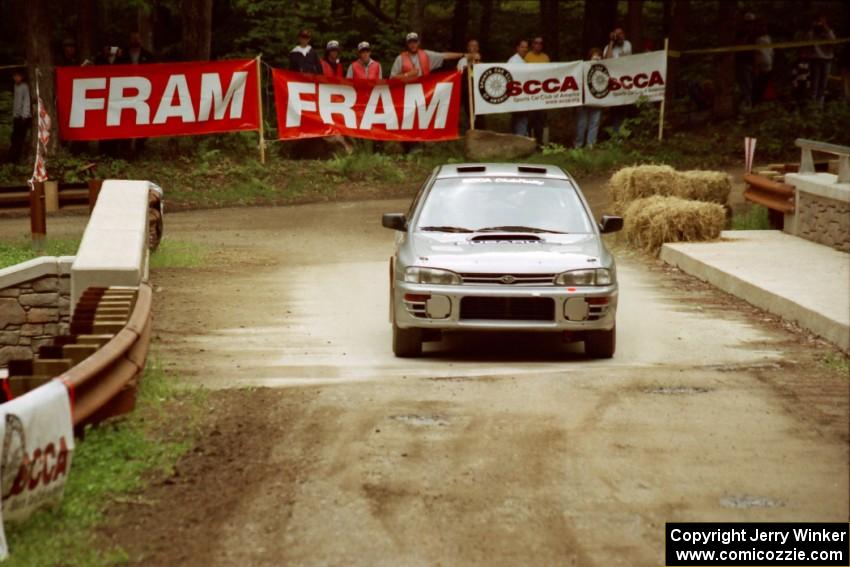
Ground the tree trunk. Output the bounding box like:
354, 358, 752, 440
450, 0, 470, 50
409, 0, 425, 33
712, 0, 736, 118
583, 0, 618, 57
181, 0, 213, 60
627, 0, 643, 53
666, 0, 689, 101
25, 0, 57, 154
479, 0, 493, 54
540, 0, 560, 60
77, 0, 95, 62
138, 3, 156, 53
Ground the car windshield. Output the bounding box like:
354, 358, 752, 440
415, 177, 594, 234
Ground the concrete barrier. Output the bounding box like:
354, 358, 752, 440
71, 180, 152, 312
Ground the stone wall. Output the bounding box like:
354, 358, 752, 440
795, 191, 850, 252
0, 258, 74, 366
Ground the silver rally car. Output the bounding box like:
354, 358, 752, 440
382, 163, 623, 358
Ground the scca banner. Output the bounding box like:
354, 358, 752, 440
0, 380, 75, 559
272, 69, 461, 141
473, 61, 583, 115
583, 50, 667, 107
56, 59, 260, 140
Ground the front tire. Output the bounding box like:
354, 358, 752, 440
585, 326, 616, 359
393, 323, 423, 357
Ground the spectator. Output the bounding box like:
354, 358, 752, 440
120, 32, 154, 64
840, 44, 850, 101
603, 27, 632, 59
525, 36, 550, 145
575, 48, 603, 149
321, 40, 344, 78
603, 27, 632, 135
752, 21, 774, 103
808, 14, 836, 107
389, 32, 466, 80
346, 42, 382, 80
95, 43, 122, 65
9, 69, 32, 164
58, 38, 80, 66
791, 49, 812, 109
458, 39, 483, 131
289, 29, 322, 75
735, 12, 758, 110
508, 39, 529, 137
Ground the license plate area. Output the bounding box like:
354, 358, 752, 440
459, 297, 555, 321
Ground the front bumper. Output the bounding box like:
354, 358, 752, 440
393, 280, 617, 332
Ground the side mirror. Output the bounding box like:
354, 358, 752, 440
382, 213, 407, 231
599, 215, 623, 234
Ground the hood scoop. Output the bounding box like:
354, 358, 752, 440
469, 234, 542, 244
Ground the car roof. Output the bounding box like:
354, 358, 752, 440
436, 163, 571, 181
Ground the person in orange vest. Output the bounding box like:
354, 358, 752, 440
389, 32, 466, 81
346, 42, 382, 80
320, 40, 344, 78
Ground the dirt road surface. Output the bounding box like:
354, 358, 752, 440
1, 185, 847, 565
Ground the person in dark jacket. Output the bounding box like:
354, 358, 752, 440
289, 29, 322, 75
120, 32, 154, 64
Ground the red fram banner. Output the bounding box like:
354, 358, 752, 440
55, 60, 260, 141
272, 69, 461, 142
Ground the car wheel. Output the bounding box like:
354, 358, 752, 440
393, 323, 423, 357
585, 326, 615, 359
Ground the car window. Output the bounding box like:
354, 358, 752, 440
415, 177, 594, 234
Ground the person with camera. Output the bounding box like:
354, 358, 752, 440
603, 27, 632, 59
808, 14, 836, 107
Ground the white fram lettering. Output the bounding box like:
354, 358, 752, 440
106, 76, 152, 126
198, 72, 248, 121
69, 78, 106, 128
401, 83, 452, 130
153, 74, 195, 124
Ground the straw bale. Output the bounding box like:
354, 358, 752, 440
623, 195, 726, 253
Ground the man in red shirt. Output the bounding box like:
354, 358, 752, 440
320, 40, 344, 78
346, 42, 382, 80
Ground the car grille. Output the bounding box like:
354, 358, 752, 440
460, 297, 555, 321
460, 273, 556, 286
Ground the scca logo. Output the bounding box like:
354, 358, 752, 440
587, 63, 665, 99
479, 66, 579, 104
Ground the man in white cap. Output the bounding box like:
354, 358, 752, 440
347, 41, 382, 80
321, 40, 344, 78
390, 32, 467, 81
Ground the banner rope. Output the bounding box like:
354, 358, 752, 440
669, 37, 849, 57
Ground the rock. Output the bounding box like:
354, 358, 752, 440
0, 346, 32, 366
32, 277, 59, 292
58, 277, 71, 293
21, 324, 44, 337
27, 308, 59, 324
464, 129, 537, 162
0, 331, 20, 345
289, 136, 354, 160
19, 293, 59, 307
0, 299, 26, 327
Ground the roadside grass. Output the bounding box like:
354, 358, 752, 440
150, 239, 207, 269
0, 238, 80, 270
3, 359, 204, 567
731, 205, 770, 230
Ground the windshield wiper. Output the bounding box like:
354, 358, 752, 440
475, 225, 566, 234
419, 226, 474, 233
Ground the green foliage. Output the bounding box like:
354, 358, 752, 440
731, 205, 770, 230
323, 151, 406, 182
4, 360, 196, 567
0, 238, 80, 269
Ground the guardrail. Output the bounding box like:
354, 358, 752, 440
796, 138, 850, 183
60, 283, 153, 427
743, 173, 796, 214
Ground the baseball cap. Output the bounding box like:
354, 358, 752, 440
357, 41, 371, 52
326, 40, 340, 50
406, 32, 420, 42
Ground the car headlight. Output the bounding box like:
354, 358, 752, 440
554, 268, 614, 286
404, 267, 462, 285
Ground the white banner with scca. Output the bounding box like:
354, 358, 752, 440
0, 380, 75, 560
583, 50, 667, 107
472, 51, 667, 114
472, 61, 584, 115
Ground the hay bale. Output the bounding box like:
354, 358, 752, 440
623, 195, 726, 253
674, 170, 732, 204
609, 165, 678, 205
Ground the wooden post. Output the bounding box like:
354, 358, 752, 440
467, 60, 476, 130
87, 178, 103, 211
30, 181, 46, 246
658, 37, 669, 142
256, 55, 266, 164
44, 180, 59, 212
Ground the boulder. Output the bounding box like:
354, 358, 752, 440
0, 299, 25, 327
464, 129, 537, 162
288, 136, 354, 160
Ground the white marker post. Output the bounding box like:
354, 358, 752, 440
658, 37, 669, 142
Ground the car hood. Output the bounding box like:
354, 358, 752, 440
409, 231, 606, 273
